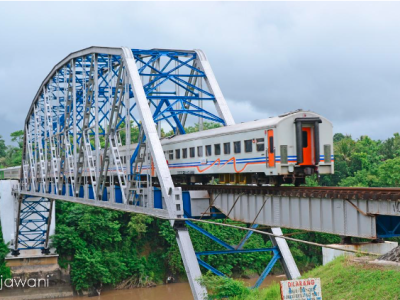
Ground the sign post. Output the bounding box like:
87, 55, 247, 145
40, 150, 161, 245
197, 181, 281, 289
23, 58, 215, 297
280, 278, 322, 300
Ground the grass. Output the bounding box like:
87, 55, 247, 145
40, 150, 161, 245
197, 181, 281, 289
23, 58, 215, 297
200, 256, 400, 300
260, 256, 400, 300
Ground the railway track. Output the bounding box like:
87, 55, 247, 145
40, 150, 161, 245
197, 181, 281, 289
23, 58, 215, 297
178, 185, 400, 201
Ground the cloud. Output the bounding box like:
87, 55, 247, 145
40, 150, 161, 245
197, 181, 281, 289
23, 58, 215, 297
0, 2, 399, 143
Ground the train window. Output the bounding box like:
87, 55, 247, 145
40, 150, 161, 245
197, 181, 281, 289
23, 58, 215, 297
280, 145, 288, 164
256, 138, 265, 151
169, 150, 174, 160
183, 148, 188, 158
197, 146, 203, 157
175, 149, 181, 159
324, 145, 331, 163
190, 147, 195, 158
269, 137, 274, 153
234, 141, 241, 154
244, 140, 252, 153
215, 144, 221, 155
206, 145, 212, 156
302, 131, 308, 148
224, 142, 230, 154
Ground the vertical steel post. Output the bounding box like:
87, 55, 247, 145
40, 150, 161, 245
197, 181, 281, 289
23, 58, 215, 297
94, 54, 100, 179
125, 72, 131, 182
72, 60, 77, 179
12, 197, 22, 256
198, 77, 203, 131
42, 198, 54, 254
121, 47, 206, 299
193, 49, 235, 126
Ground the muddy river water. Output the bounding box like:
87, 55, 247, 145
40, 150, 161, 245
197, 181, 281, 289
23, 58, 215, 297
61, 275, 285, 300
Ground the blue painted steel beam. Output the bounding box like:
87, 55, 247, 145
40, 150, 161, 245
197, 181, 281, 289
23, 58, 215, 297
17, 197, 51, 250
253, 250, 281, 289
186, 220, 235, 250
197, 257, 226, 277
196, 248, 277, 256
237, 224, 259, 250
376, 215, 400, 238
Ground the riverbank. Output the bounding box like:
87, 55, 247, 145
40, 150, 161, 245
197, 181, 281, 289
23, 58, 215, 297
203, 256, 400, 300
58, 275, 284, 300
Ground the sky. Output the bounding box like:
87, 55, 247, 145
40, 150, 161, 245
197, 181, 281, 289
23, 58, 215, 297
0, 1, 400, 144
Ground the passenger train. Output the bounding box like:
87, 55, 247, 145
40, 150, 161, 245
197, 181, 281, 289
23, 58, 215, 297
148, 109, 334, 186
1, 110, 333, 187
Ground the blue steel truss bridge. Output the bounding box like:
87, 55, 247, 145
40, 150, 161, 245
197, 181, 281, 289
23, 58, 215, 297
5, 46, 400, 300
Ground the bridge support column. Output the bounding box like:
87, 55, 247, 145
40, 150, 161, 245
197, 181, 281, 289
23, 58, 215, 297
270, 227, 301, 280
0, 180, 20, 253
176, 229, 207, 300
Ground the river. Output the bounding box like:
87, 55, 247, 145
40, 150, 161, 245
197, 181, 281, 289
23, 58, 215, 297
61, 275, 285, 300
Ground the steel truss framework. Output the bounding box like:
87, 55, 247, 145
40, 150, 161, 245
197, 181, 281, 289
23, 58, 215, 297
17, 46, 297, 299
187, 221, 282, 288
14, 197, 52, 253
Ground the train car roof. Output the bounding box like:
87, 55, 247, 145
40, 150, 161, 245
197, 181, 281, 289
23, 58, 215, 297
0, 166, 21, 171
162, 110, 332, 145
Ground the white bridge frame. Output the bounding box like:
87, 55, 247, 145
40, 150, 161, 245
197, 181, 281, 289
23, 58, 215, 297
17, 46, 299, 299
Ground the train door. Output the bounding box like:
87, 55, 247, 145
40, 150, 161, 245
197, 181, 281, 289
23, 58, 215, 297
301, 127, 313, 165
267, 130, 275, 167
295, 117, 321, 166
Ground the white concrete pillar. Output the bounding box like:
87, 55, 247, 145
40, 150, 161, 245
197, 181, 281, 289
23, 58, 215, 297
0, 180, 18, 244
322, 241, 398, 265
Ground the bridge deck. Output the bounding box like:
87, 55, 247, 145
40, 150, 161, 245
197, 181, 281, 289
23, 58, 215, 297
180, 185, 400, 239
21, 185, 400, 239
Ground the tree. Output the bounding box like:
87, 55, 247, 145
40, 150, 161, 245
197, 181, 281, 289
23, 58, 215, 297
0, 135, 6, 158
378, 157, 400, 187
10, 130, 24, 148
165, 121, 222, 137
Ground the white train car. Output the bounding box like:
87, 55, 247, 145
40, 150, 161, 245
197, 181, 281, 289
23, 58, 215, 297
0, 166, 21, 180
136, 109, 334, 186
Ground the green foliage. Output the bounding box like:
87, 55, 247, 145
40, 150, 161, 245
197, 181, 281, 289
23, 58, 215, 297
0, 135, 6, 158
0, 130, 24, 168
53, 202, 165, 290
0, 223, 11, 279
198, 273, 252, 299
304, 174, 319, 187
199, 272, 282, 300
378, 157, 400, 187
321, 132, 400, 187
165, 122, 222, 137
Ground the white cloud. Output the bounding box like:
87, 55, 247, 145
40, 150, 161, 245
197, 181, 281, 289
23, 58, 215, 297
0, 2, 399, 142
